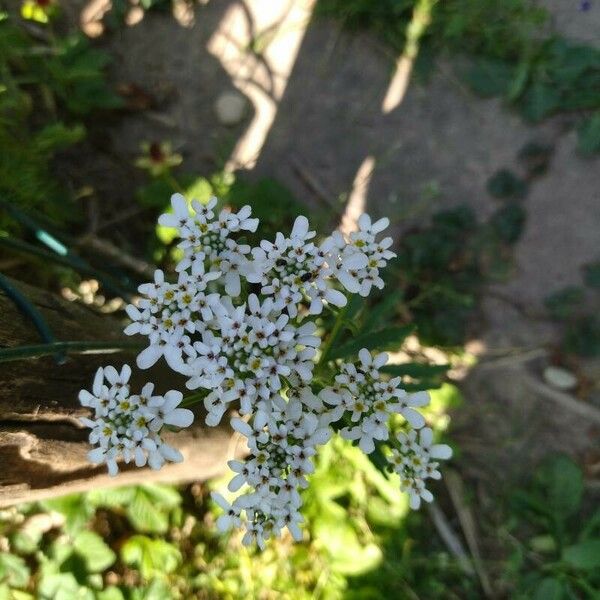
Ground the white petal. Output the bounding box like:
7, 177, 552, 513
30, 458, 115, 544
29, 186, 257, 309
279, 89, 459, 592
136, 345, 163, 369
291, 215, 309, 239
87, 447, 105, 464
419, 427, 434, 447
358, 213, 371, 231
371, 216, 390, 234
164, 408, 194, 428
93, 368, 104, 396
431, 444, 452, 460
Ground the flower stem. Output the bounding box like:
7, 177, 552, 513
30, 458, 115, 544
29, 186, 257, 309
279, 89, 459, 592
0, 340, 144, 363
163, 172, 185, 194
180, 390, 208, 408
317, 303, 348, 369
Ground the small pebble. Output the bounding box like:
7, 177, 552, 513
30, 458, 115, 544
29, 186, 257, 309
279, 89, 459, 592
215, 91, 247, 126
543, 366, 578, 391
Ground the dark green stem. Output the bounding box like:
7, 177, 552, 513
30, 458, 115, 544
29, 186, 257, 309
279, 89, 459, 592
0, 272, 65, 364
317, 303, 348, 369
0, 340, 144, 363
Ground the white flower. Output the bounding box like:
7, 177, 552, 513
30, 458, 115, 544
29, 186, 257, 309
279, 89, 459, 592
79, 365, 193, 476
321, 349, 428, 454
389, 427, 452, 509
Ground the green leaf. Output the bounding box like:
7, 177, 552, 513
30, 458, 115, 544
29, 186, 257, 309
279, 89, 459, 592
544, 286, 585, 320
563, 540, 600, 571
489, 203, 526, 244
329, 325, 415, 359
97, 587, 125, 600
519, 82, 561, 122
87, 486, 137, 508
121, 535, 181, 579
38, 573, 94, 600
126, 491, 168, 534
0, 553, 30, 588
535, 455, 583, 519
73, 530, 116, 573
577, 113, 600, 155
359, 290, 404, 333
125, 486, 180, 533
381, 362, 449, 379
463, 59, 514, 97
533, 577, 565, 600
583, 261, 600, 289
39, 494, 93, 536
487, 169, 528, 200
185, 177, 213, 203
564, 316, 600, 357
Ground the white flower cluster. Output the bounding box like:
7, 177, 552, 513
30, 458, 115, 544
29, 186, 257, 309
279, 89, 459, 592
79, 365, 194, 475
212, 388, 331, 547
320, 349, 430, 453
389, 428, 452, 509
78, 194, 452, 546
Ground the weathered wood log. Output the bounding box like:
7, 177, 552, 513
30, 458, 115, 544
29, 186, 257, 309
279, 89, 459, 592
0, 278, 236, 507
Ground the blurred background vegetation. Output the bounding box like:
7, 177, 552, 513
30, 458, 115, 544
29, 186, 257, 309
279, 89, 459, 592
1, 0, 599, 597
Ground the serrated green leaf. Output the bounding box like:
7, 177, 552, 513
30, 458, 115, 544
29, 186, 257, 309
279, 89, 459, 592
137, 485, 181, 509
39, 494, 93, 536
86, 486, 137, 508
360, 290, 404, 333
0, 553, 30, 588
97, 586, 125, 600
121, 535, 181, 579
126, 491, 168, 534
563, 540, 600, 570
329, 325, 415, 360
73, 530, 116, 573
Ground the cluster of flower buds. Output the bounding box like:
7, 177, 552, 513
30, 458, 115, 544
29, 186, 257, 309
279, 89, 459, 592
79, 194, 451, 546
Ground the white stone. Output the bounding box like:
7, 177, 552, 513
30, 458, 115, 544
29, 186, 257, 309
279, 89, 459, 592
215, 92, 247, 126
543, 366, 578, 391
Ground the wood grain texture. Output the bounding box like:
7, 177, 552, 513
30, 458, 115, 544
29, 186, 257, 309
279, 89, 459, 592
0, 278, 237, 507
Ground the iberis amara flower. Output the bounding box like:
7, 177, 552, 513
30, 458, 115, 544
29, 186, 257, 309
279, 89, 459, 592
79, 194, 451, 546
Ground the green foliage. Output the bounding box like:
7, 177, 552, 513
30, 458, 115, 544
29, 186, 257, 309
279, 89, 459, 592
486, 169, 528, 200
318, 0, 600, 152
583, 261, 600, 289
544, 286, 585, 320
507, 456, 600, 599
0, 13, 121, 236
329, 324, 415, 359
544, 274, 600, 356
388, 204, 522, 347
0, 434, 468, 600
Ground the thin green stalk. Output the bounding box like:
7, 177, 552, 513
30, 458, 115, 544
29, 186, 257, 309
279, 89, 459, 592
180, 390, 209, 408
163, 172, 185, 194
0, 272, 64, 363
318, 303, 348, 368
0, 340, 143, 363
0, 235, 136, 300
